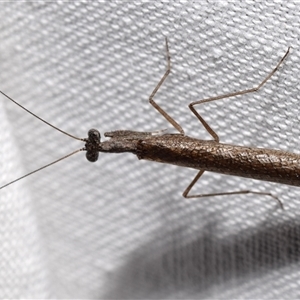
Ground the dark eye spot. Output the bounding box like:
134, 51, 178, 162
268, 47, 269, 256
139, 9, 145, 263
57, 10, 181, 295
86, 151, 99, 162
88, 129, 101, 142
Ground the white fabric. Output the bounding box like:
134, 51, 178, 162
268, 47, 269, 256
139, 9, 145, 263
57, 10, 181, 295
1, 1, 300, 299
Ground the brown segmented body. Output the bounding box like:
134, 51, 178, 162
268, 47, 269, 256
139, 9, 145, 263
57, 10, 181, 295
98, 131, 300, 187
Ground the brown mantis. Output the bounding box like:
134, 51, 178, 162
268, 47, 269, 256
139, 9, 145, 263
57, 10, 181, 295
0, 38, 294, 209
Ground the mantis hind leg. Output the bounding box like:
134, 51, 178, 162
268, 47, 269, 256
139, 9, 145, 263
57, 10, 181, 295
188, 47, 290, 142
183, 170, 284, 209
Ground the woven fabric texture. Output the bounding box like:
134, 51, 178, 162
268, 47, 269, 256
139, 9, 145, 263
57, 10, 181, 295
0, 2, 300, 299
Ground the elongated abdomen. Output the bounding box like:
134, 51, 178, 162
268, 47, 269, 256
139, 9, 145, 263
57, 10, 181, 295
136, 135, 300, 186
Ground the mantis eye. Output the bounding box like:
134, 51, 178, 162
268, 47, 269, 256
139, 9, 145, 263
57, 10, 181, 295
86, 151, 99, 162
88, 129, 101, 142
85, 129, 101, 162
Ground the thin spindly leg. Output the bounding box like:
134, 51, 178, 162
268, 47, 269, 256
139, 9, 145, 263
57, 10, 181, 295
183, 48, 290, 208
149, 37, 184, 135
183, 170, 284, 209
189, 47, 290, 142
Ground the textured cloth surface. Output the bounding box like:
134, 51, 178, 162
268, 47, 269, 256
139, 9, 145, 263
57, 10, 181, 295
1, 2, 300, 299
